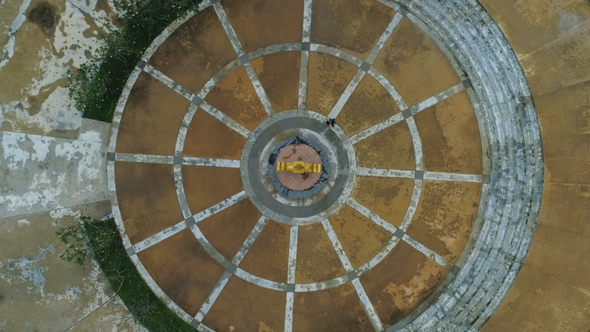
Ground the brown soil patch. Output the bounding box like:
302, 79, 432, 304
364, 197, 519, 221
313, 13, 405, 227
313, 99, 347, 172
183, 109, 247, 159
338, 74, 402, 136
311, 0, 396, 59
205, 66, 268, 131
203, 276, 286, 331
307, 52, 358, 115
374, 18, 461, 106
116, 72, 190, 155
198, 199, 262, 261
148, 6, 237, 93
182, 166, 243, 213
222, 0, 304, 53
251, 51, 300, 112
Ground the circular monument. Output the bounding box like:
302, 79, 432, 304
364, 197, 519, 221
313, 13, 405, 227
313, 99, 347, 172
269, 136, 327, 194
107, 0, 543, 330
274, 142, 322, 191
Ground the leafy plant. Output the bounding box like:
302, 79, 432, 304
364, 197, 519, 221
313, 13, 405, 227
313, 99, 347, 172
58, 217, 195, 331
56, 216, 118, 265
67, 0, 201, 122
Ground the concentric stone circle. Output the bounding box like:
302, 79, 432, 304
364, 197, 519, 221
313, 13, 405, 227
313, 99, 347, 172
106, 0, 543, 331
241, 110, 357, 225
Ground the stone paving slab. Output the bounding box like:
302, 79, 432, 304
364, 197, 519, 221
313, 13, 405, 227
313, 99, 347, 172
0, 0, 108, 139
138, 229, 226, 317
310, 0, 396, 59
352, 176, 415, 228
199, 199, 262, 262
0, 127, 109, 219
251, 51, 301, 112
116, 72, 190, 156
414, 91, 483, 174
373, 18, 462, 107
406, 181, 481, 263
338, 74, 402, 136
183, 108, 247, 159
238, 219, 290, 283
148, 6, 237, 93
115, 162, 183, 245
359, 241, 449, 328
292, 282, 374, 331
0, 202, 144, 332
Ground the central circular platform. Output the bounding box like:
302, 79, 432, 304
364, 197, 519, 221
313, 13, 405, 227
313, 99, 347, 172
240, 110, 356, 225
269, 136, 328, 196
275, 143, 321, 190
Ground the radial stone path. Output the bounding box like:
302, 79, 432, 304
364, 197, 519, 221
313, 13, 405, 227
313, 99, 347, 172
107, 0, 543, 331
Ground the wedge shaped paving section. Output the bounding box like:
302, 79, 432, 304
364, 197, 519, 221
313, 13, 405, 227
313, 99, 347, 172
106, 0, 543, 331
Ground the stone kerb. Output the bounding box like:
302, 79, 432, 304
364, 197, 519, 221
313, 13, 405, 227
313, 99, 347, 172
378, 0, 544, 330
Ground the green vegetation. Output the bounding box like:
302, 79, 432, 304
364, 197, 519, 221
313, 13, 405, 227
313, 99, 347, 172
67, 0, 201, 122
57, 217, 195, 331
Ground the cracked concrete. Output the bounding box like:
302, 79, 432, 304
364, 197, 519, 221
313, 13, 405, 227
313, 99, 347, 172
0, 203, 144, 332
0, 0, 140, 331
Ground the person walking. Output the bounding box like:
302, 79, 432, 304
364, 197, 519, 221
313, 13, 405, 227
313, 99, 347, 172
326, 117, 336, 127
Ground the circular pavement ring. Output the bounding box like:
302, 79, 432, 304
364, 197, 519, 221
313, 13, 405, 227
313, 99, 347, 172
241, 110, 357, 226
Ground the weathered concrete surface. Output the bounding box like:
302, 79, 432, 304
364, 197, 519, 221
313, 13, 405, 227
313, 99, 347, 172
480, 1, 590, 330
0, 202, 143, 332
0, 0, 114, 138
0, 119, 109, 219
0, 0, 139, 330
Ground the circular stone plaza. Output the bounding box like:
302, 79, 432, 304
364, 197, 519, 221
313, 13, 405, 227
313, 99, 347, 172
1, 0, 590, 331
